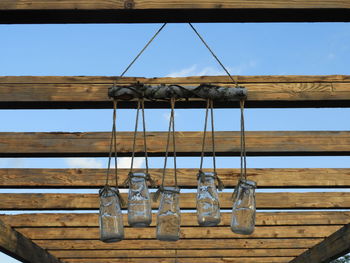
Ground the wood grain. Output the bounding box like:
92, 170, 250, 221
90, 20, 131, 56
2, 212, 350, 227
0, 75, 349, 108
34, 238, 323, 250
1, 168, 350, 188
16, 225, 343, 239
291, 223, 350, 263
0, 131, 349, 157
1, 192, 349, 210
0, 219, 61, 263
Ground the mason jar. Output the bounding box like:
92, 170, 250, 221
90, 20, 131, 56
127, 172, 152, 227
156, 187, 181, 241
196, 171, 221, 226
99, 186, 124, 242
231, 179, 257, 235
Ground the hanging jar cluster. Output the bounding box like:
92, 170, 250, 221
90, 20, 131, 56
99, 94, 256, 242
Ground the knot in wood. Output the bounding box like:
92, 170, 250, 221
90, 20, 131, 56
124, 0, 135, 9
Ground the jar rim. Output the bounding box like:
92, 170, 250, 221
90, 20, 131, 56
162, 186, 180, 193
197, 171, 216, 178
241, 179, 257, 188
129, 172, 148, 178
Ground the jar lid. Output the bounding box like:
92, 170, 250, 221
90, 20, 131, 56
162, 186, 180, 194
129, 172, 148, 178
197, 171, 216, 178
241, 179, 257, 188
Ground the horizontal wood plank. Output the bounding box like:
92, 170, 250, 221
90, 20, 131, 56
62, 258, 294, 263
0, 219, 61, 263
0, 75, 349, 108
50, 248, 306, 258
0, 131, 349, 157
1, 168, 350, 188
2, 212, 350, 227
1, 192, 350, 210
1, 1, 350, 23
34, 238, 323, 250
291, 223, 350, 263
16, 225, 343, 239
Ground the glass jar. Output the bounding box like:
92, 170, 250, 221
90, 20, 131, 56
231, 179, 257, 235
156, 187, 181, 241
196, 171, 221, 226
99, 186, 124, 242
127, 172, 152, 227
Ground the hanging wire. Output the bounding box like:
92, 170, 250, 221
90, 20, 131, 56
188, 23, 238, 87
153, 97, 177, 201
118, 23, 167, 78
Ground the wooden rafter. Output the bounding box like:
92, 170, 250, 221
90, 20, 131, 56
1, 168, 350, 188
0, 75, 349, 109
0, 218, 61, 263
0, 192, 349, 210
0, 131, 349, 157
1, 0, 350, 23
291, 223, 350, 263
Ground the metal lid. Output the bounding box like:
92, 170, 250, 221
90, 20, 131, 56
129, 172, 148, 178
162, 186, 180, 194
241, 179, 257, 188
197, 171, 216, 179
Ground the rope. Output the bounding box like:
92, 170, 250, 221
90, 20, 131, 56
123, 98, 155, 187
103, 98, 125, 206
240, 99, 247, 181
153, 97, 177, 201
198, 99, 224, 190
118, 23, 167, 78
188, 23, 238, 87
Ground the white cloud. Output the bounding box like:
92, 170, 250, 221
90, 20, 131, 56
65, 158, 104, 168
166, 61, 257, 78
64, 157, 145, 169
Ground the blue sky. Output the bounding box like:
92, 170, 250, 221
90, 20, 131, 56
0, 23, 349, 262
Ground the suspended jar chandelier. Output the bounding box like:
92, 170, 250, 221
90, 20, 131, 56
99, 99, 125, 243
154, 97, 181, 241
196, 98, 224, 227
123, 98, 155, 228
99, 22, 255, 242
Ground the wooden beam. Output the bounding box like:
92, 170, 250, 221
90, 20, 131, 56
62, 258, 294, 263
34, 238, 323, 250
1, 168, 350, 188
2, 212, 350, 227
1, 192, 349, 210
50, 248, 306, 258
0, 218, 61, 263
0, 75, 349, 109
290, 223, 350, 263
16, 225, 343, 239
0, 131, 349, 157
1, 1, 350, 23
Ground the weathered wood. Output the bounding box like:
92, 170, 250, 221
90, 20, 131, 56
0, 75, 349, 109
2, 168, 350, 188
17, 225, 343, 239
290, 223, 350, 263
0, 218, 61, 263
1, 192, 349, 210
62, 258, 294, 263
50, 248, 306, 258
34, 238, 323, 250
1, 1, 350, 23
2, 212, 350, 227
0, 131, 350, 157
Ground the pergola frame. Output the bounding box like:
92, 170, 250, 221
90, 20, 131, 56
0, 2, 350, 262
0, 75, 349, 263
